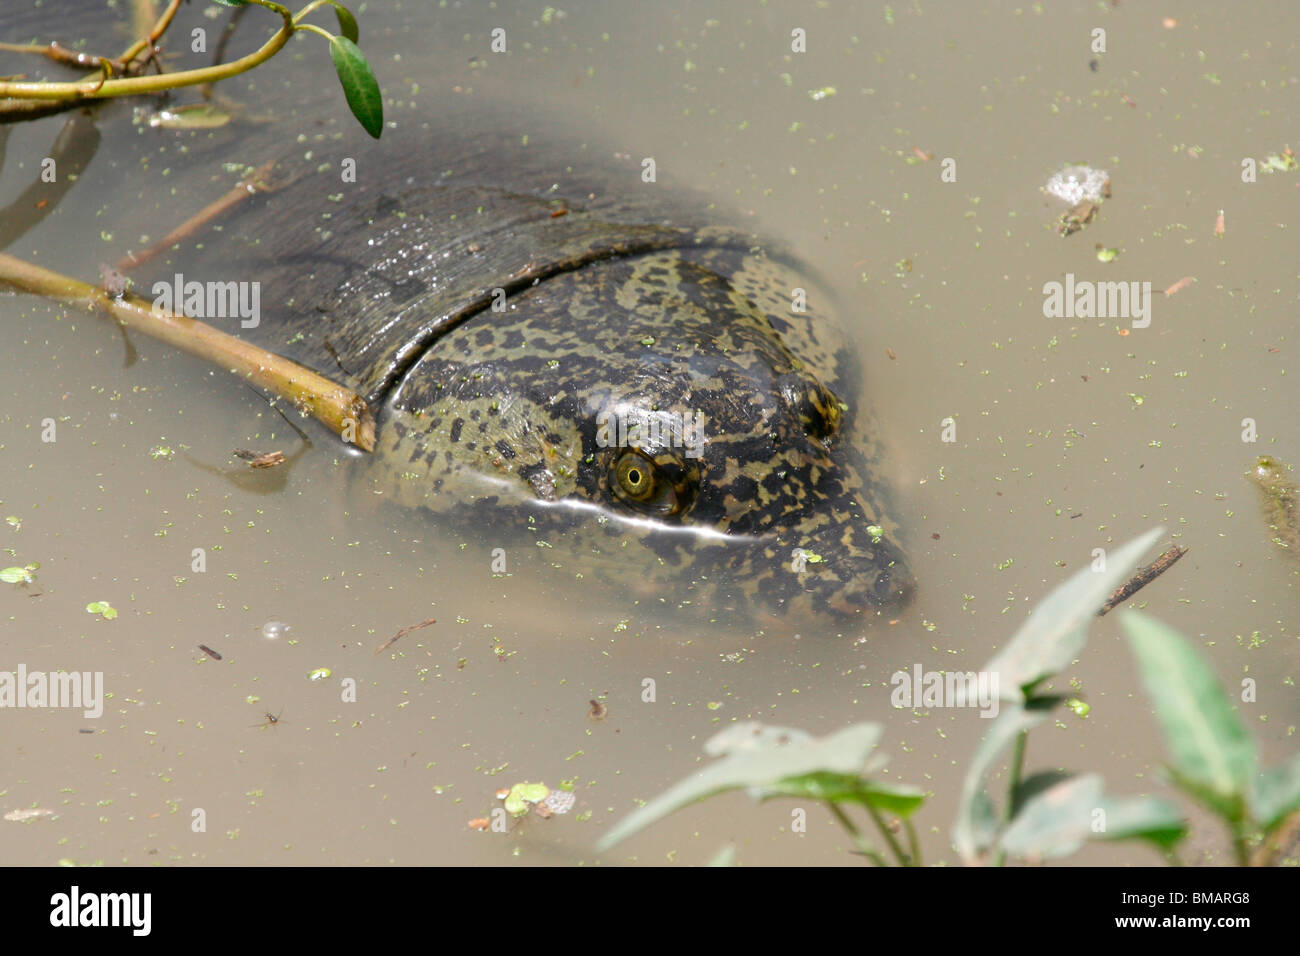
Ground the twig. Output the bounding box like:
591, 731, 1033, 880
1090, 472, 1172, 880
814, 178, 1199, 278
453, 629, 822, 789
1097, 544, 1188, 616
0, 2, 293, 104
114, 159, 283, 273
0, 41, 119, 73
374, 616, 437, 655
0, 0, 185, 123
0, 250, 375, 450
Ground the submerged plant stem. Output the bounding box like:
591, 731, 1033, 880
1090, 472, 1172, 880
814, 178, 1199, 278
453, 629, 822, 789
0, 251, 375, 450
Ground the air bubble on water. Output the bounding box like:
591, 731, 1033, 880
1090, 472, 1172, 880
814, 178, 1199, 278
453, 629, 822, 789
1043, 165, 1109, 205
262, 620, 291, 640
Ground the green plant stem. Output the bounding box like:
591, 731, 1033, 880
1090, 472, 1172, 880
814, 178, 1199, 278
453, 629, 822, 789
0, 1, 293, 102
294, 0, 340, 25
864, 803, 912, 865
990, 729, 1029, 866
1230, 820, 1251, 867
1005, 730, 1028, 819
903, 817, 922, 867
827, 802, 887, 866
119, 0, 184, 69
294, 24, 336, 44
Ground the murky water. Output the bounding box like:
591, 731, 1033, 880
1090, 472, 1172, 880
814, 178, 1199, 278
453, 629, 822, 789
2, 1, 1295, 866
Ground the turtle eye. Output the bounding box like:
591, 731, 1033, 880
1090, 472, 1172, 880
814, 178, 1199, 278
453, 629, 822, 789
609, 449, 681, 515
616, 454, 656, 500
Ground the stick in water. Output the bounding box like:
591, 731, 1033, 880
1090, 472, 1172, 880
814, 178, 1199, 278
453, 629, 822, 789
1097, 544, 1188, 616
0, 250, 375, 451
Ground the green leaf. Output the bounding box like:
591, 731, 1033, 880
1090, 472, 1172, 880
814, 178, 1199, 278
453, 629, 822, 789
503, 781, 550, 816
1251, 752, 1300, 830
1122, 611, 1256, 820
953, 703, 1049, 863
998, 773, 1103, 860
706, 845, 736, 867
757, 771, 925, 817
1011, 770, 1074, 815
597, 722, 885, 851
331, 3, 360, 44
209, 0, 248, 7
1, 566, 28, 584
984, 526, 1165, 699
1093, 795, 1187, 849
328, 35, 383, 139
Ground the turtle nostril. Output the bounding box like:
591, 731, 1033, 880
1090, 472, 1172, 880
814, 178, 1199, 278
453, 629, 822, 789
873, 570, 894, 600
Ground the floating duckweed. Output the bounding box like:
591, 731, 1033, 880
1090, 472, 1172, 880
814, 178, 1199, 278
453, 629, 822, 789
1, 562, 39, 585
308, 667, 332, 682
502, 782, 550, 816
86, 601, 117, 620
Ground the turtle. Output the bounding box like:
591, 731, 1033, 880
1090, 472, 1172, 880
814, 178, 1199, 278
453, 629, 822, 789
3, 7, 914, 623
137, 105, 916, 624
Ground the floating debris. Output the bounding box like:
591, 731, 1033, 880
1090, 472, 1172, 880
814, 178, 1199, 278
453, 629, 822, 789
146, 104, 232, 130
4, 808, 55, 822
232, 449, 286, 469
198, 644, 223, 661
588, 699, 608, 720
541, 790, 576, 816
1260, 148, 1297, 174
1097, 544, 1189, 616
98, 262, 131, 298
374, 616, 437, 655
1044, 165, 1111, 236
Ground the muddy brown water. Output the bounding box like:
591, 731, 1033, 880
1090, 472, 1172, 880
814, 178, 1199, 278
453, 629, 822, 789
1, 1, 1295, 865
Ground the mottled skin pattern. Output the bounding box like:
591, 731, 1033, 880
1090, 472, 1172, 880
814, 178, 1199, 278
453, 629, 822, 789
148, 111, 914, 623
